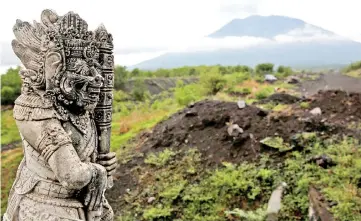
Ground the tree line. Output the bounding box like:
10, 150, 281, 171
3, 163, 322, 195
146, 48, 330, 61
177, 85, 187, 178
1, 63, 293, 105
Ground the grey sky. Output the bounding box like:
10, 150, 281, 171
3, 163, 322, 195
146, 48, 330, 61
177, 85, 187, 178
1, 0, 361, 71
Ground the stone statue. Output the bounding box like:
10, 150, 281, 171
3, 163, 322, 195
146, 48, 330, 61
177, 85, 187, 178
4, 9, 117, 221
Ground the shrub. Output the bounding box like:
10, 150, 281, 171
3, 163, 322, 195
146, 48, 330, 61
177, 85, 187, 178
300, 102, 310, 109
114, 65, 129, 90
255, 87, 273, 100
343, 61, 361, 73
276, 65, 293, 78
255, 63, 274, 74
224, 72, 251, 88
113, 90, 130, 102
131, 79, 149, 101
200, 71, 226, 95
174, 83, 204, 106
1, 86, 17, 105
1, 67, 22, 104
234, 65, 253, 73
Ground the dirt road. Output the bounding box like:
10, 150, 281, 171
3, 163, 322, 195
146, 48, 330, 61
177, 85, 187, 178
300, 73, 361, 97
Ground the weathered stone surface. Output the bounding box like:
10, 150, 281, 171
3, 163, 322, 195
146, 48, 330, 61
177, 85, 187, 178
308, 186, 335, 221
310, 107, 322, 115
4, 9, 116, 221
266, 182, 287, 221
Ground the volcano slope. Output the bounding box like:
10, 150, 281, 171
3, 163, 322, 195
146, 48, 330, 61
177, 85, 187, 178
106, 90, 361, 221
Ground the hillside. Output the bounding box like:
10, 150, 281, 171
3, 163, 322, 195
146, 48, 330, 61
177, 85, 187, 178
208, 15, 334, 38
2, 65, 361, 220
132, 15, 361, 70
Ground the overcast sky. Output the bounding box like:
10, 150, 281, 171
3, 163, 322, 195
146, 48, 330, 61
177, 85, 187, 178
1, 0, 361, 72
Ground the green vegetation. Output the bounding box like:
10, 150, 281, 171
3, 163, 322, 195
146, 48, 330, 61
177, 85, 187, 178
7, 63, 345, 220
255, 63, 274, 74
300, 101, 310, 109
343, 61, 361, 78
1, 148, 23, 214
1, 67, 22, 105
1, 110, 21, 145
145, 149, 178, 166
255, 87, 274, 100
118, 134, 361, 221
260, 136, 293, 152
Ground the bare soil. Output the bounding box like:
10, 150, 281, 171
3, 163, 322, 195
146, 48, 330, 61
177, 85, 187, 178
300, 73, 361, 97
106, 89, 361, 215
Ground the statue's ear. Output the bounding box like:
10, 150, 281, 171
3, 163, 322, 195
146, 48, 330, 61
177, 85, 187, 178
44, 51, 62, 90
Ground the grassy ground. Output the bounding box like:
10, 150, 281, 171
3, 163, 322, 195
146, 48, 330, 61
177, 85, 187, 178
1, 147, 23, 215
117, 134, 361, 221
1, 110, 20, 145
344, 69, 361, 78
0, 69, 336, 219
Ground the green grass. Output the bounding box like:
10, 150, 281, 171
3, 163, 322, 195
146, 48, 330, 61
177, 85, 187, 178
1, 147, 23, 215
1, 110, 21, 145
117, 134, 361, 221
300, 102, 310, 109
344, 70, 361, 78
255, 87, 274, 100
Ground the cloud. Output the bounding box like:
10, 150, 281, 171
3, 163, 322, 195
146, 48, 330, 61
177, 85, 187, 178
115, 51, 168, 66
114, 47, 169, 55
0, 42, 19, 66
170, 36, 272, 53
165, 23, 350, 53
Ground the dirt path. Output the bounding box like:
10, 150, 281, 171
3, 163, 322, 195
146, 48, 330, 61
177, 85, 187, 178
1, 141, 22, 152
300, 73, 361, 97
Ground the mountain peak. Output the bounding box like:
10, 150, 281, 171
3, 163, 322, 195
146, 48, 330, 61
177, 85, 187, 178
208, 15, 326, 39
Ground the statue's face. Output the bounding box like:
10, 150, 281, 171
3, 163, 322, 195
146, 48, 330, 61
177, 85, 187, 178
59, 59, 104, 112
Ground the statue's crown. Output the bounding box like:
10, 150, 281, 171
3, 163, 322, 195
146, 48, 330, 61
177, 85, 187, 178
11, 9, 114, 91
59, 12, 93, 60
54, 12, 112, 72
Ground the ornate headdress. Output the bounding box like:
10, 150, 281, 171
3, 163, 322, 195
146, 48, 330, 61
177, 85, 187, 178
12, 9, 114, 121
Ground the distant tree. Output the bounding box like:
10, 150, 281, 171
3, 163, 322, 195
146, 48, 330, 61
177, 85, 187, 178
131, 68, 140, 77
188, 68, 198, 76
154, 68, 170, 77
1, 86, 17, 105
1, 67, 22, 105
234, 65, 252, 73
131, 79, 149, 101
343, 61, 361, 73
200, 71, 226, 95
219, 66, 228, 75
255, 63, 274, 74
276, 65, 293, 77
114, 65, 129, 90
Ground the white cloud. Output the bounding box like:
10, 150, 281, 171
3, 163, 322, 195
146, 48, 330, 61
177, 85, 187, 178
171, 36, 272, 53
115, 51, 168, 66
1, 0, 361, 68
273, 24, 348, 43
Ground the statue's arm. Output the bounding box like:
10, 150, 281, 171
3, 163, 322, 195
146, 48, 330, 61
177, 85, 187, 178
17, 119, 105, 191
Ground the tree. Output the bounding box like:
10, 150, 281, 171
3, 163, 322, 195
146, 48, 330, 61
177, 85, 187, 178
234, 65, 252, 73
200, 71, 226, 95
1, 86, 17, 105
276, 65, 293, 77
131, 68, 140, 77
255, 63, 274, 74
114, 65, 129, 90
1, 66, 22, 105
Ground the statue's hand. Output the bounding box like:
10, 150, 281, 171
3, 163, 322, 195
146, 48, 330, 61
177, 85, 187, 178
84, 163, 107, 211
87, 209, 102, 221
97, 152, 118, 176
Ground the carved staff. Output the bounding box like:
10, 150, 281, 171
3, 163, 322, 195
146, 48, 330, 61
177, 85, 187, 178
94, 24, 114, 188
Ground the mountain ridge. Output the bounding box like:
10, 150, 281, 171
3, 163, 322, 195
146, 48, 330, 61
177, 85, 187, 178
132, 15, 361, 70
208, 15, 336, 39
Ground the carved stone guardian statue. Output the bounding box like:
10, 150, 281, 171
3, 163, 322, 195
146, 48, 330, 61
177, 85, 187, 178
4, 9, 117, 221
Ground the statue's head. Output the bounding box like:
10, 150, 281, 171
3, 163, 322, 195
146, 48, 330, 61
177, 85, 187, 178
12, 9, 113, 116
